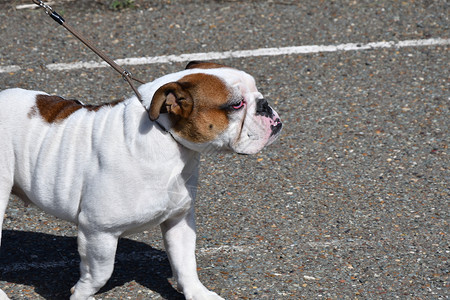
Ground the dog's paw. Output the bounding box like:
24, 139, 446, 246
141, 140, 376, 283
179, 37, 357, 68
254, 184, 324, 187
69, 285, 95, 300
184, 288, 224, 300
69, 294, 95, 300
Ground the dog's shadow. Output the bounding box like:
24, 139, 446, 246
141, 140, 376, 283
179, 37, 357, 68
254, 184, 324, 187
0, 230, 184, 299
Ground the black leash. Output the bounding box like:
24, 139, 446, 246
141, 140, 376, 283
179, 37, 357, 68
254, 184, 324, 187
32, 0, 146, 106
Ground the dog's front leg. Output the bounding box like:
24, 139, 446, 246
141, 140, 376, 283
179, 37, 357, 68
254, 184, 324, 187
161, 207, 224, 300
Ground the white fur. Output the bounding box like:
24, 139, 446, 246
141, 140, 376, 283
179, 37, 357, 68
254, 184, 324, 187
0, 67, 281, 299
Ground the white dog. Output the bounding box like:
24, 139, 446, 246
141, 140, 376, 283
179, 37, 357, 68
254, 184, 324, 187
0, 61, 282, 299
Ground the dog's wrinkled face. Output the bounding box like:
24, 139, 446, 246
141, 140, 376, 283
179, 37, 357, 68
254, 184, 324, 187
147, 62, 282, 154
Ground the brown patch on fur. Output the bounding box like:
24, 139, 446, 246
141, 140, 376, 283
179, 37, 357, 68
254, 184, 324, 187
31, 95, 123, 123
172, 73, 231, 143
185, 61, 227, 70
27, 105, 38, 119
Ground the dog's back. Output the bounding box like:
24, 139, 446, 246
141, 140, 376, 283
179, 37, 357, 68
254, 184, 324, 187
0, 89, 129, 223
0, 88, 40, 127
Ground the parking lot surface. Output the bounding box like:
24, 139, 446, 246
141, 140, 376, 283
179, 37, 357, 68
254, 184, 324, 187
0, 0, 448, 299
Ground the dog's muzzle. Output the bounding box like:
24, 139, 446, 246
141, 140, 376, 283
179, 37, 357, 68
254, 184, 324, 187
256, 98, 283, 137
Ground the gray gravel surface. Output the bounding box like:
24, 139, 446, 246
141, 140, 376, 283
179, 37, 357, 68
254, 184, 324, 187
0, 0, 449, 299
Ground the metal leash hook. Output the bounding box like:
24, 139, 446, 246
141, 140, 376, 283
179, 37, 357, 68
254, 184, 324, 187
32, 0, 65, 24
31, 0, 146, 105
32, 0, 52, 13
122, 70, 133, 82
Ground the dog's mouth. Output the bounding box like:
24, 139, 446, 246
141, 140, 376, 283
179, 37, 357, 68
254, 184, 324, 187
270, 118, 282, 137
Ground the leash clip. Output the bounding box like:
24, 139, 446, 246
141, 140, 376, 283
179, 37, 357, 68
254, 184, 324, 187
33, 0, 54, 15
33, 0, 65, 25
122, 70, 133, 81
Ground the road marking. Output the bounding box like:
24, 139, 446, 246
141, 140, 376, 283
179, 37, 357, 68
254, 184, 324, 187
0, 245, 252, 273
15, 0, 74, 10
1, 38, 449, 74
0, 65, 21, 73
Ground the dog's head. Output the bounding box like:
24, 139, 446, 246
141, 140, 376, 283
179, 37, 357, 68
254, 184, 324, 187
141, 62, 282, 154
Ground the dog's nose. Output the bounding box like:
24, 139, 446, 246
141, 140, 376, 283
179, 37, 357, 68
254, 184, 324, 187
256, 98, 273, 118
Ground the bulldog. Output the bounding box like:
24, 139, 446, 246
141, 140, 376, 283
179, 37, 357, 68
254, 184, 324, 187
0, 61, 282, 300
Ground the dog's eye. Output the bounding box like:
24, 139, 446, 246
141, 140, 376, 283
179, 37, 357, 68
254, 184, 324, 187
231, 100, 245, 110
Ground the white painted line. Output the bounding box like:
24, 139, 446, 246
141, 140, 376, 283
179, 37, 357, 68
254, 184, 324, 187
47, 38, 450, 71
16, 0, 74, 10
1, 38, 449, 74
0, 65, 21, 73
0, 245, 251, 273
0, 257, 79, 273
197, 244, 253, 255
15, 4, 42, 9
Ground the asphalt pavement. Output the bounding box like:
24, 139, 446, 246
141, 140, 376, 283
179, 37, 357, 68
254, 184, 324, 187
0, 0, 448, 299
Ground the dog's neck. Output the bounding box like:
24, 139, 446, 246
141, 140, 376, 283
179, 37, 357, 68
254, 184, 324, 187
152, 113, 171, 133
121, 97, 201, 170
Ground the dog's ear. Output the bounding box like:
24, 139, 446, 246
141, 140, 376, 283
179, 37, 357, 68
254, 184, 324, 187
149, 82, 194, 121
185, 61, 226, 70
185, 61, 204, 69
